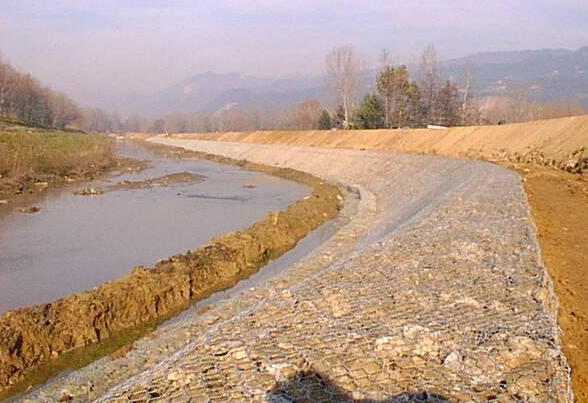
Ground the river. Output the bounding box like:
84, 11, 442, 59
0, 142, 309, 314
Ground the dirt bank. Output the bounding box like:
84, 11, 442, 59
0, 144, 342, 394
515, 166, 588, 403
175, 114, 588, 173
167, 119, 587, 402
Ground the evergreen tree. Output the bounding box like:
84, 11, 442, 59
376, 65, 411, 128
318, 110, 332, 130
332, 104, 346, 129
437, 80, 461, 126
352, 94, 385, 129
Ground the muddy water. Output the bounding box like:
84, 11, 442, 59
0, 142, 309, 314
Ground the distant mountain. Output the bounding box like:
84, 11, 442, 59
118, 46, 588, 118
202, 87, 327, 115
443, 47, 588, 103
444, 48, 573, 66
124, 72, 328, 117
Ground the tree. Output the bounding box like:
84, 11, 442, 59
460, 58, 475, 124
418, 44, 441, 124
376, 66, 395, 127
406, 82, 425, 127
326, 46, 361, 129
352, 94, 385, 129
51, 93, 80, 128
151, 119, 166, 134
332, 104, 346, 129
318, 110, 332, 130
0, 56, 11, 116
437, 80, 461, 127
292, 99, 323, 129
0, 55, 80, 128
376, 65, 413, 128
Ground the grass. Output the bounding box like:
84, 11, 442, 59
0, 118, 116, 182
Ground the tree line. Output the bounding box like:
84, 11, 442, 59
130, 44, 482, 134
324, 44, 479, 130
0, 56, 80, 128
2, 46, 586, 134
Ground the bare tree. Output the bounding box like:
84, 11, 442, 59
379, 49, 392, 70
326, 46, 360, 129
459, 58, 481, 125
291, 98, 323, 129
461, 59, 473, 119
418, 44, 441, 124
0, 54, 10, 116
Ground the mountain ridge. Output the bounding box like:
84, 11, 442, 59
118, 46, 588, 118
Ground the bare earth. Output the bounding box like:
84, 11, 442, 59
518, 167, 588, 403
17, 139, 572, 402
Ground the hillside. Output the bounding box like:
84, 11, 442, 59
122, 72, 328, 117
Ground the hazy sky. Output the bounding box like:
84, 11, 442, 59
1, 0, 587, 106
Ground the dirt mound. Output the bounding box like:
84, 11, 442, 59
176, 114, 588, 173
0, 147, 342, 392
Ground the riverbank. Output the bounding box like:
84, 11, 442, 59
0, 119, 124, 215
170, 118, 587, 401
0, 142, 343, 396
50, 138, 567, 402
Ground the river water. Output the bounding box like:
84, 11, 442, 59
0, 142, 309, 314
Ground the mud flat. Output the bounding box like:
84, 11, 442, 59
13, 138, 573, 402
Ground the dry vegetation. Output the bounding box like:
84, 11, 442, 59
0, 118, 117, 199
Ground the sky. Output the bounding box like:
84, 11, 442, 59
1, 0, 587, 107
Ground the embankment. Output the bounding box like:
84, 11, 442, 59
0, 146, 342, 393
167, 116, 588, 402
176, 114, 588, 173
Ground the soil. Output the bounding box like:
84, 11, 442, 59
514, 165, 588, 403
72, 171, 205, 196
0, 142, 343, 394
